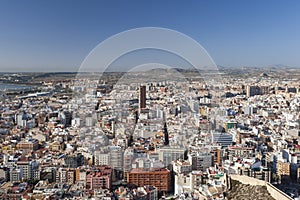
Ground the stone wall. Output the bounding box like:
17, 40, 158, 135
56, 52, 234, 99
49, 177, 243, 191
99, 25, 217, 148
266, 182, 293, 200
230, 175, 265, 186
230, 175, 293, 200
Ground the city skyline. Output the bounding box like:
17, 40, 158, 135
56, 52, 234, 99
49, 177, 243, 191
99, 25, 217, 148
0, 1, 300, 199
0, 0, 300, 72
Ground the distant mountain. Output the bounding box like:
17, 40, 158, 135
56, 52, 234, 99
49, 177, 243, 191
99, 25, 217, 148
33, 72, 78, 79
219, 64, 296, 70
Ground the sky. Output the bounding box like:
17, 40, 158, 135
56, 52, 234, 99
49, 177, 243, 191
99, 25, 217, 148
0, 0, 300, 72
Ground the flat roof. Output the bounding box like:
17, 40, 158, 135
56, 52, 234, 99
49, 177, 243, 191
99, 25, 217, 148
130, 168, 169, 173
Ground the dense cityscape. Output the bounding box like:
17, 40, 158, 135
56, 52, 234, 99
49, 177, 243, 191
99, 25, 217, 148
1, 1, 300, 199
0, 67, 298, 199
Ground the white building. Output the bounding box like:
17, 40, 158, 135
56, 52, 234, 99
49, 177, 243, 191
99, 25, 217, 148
94, 151, 110, 166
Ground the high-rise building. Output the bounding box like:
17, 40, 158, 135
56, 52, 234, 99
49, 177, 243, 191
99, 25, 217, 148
158, 146, 185, 167
246, 85, 269, 97
163, 121, 169, 146
94, 151, 110, 166
188, 152, 213, 171
127, 168, 170, 192
139, 85, 146, 113
10, 168, 23, 183
56, 168, 76, 184
246, 85, 260, 97
210, 132, 233, 149
86, 166, 112, 190
58, 111, 72, 127
123, 148, 134, 178
227, 146, 255, 161
16, 159, 39, 181
64, 154, 84, 168
108, 146, 123, 170
16, 112, 27, 127
277, 160, 290, 177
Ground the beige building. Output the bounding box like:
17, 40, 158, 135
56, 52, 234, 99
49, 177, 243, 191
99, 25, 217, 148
277, 160, 290, 177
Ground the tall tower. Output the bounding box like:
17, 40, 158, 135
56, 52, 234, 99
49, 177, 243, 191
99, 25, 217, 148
163, 121, 169, 146
163, 111, 169, 146
139, 85, 146, 113
111, 120, 116, 138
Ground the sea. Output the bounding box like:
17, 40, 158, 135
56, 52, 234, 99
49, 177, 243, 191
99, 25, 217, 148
0, 84, 33, 91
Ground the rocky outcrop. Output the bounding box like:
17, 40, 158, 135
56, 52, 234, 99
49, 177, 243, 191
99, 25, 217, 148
225, 179, 275, 200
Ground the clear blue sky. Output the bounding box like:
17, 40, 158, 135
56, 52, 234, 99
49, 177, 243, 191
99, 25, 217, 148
0, 0, 300, 72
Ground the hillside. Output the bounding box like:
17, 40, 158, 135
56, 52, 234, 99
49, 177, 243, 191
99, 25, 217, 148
226, 179, 275, 200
